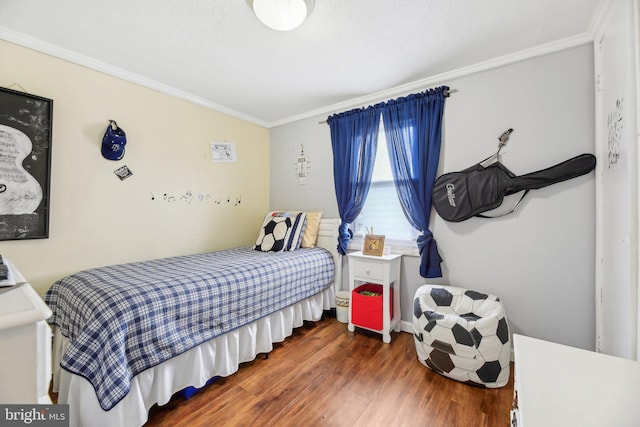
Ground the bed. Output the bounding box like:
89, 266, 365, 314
45, 215, 342, 427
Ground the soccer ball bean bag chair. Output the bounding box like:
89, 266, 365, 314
413, 284, 510, 388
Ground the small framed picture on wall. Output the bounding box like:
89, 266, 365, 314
210, 141, 238, 163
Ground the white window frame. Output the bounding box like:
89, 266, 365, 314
348, 117, 420, 256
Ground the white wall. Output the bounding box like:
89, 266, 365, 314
0, 40, 270, 295
270, 44, 596, 350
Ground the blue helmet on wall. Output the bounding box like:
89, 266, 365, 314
101, 120, 126, 161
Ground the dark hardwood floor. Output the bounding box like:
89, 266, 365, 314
145, 317, 514, 427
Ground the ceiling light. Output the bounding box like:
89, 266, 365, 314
248, 0, 314, 31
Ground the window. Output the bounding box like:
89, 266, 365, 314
353, 118, 418, 243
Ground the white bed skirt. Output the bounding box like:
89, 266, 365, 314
51, 286, 335, 427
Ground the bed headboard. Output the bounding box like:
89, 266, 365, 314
316, 218, 342, 296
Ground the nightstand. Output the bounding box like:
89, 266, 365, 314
347, 251, 402, 343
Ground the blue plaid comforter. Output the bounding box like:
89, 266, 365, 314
44, 247, 334, 410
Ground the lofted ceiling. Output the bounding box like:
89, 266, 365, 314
0, 0, 602, 128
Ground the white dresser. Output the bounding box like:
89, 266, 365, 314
511, 334, 640, 427
0, 262, 52, 404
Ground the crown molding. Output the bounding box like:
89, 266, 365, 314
1, 25, 594, 131
269, 31, 594, 128
0, 27, 270, 128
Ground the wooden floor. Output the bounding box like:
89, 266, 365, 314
145, 317, 514, 427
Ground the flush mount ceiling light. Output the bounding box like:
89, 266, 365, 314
247, 0, 314, 31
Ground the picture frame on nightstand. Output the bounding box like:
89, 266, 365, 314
362, 234, 385, 256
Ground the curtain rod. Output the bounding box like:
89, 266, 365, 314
317, 88, 457, 125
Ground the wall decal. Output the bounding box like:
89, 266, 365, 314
607, 98, 623, 168
180, 190, 193, 203
152, 190, 243, 206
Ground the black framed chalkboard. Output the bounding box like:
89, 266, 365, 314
0, 87, 53, 240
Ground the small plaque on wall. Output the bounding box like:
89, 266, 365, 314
210, 141, 238, 163
114, 165, 133, 181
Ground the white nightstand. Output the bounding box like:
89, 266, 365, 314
347, 251, 402, 343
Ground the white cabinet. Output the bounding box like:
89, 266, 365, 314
0, 264, 52, 404
511, 334, 640, 426
347, 251, 401, 343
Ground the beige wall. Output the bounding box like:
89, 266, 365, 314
0, 40, 270, 294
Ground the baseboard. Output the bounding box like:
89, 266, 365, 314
400, 320, 413, 334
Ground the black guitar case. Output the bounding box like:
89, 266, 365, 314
432, 153, 596, 222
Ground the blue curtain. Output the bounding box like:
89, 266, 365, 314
379, 87, 448, 278
327, 106, 381, 255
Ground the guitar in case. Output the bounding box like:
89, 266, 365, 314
432, 153, 596, 223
